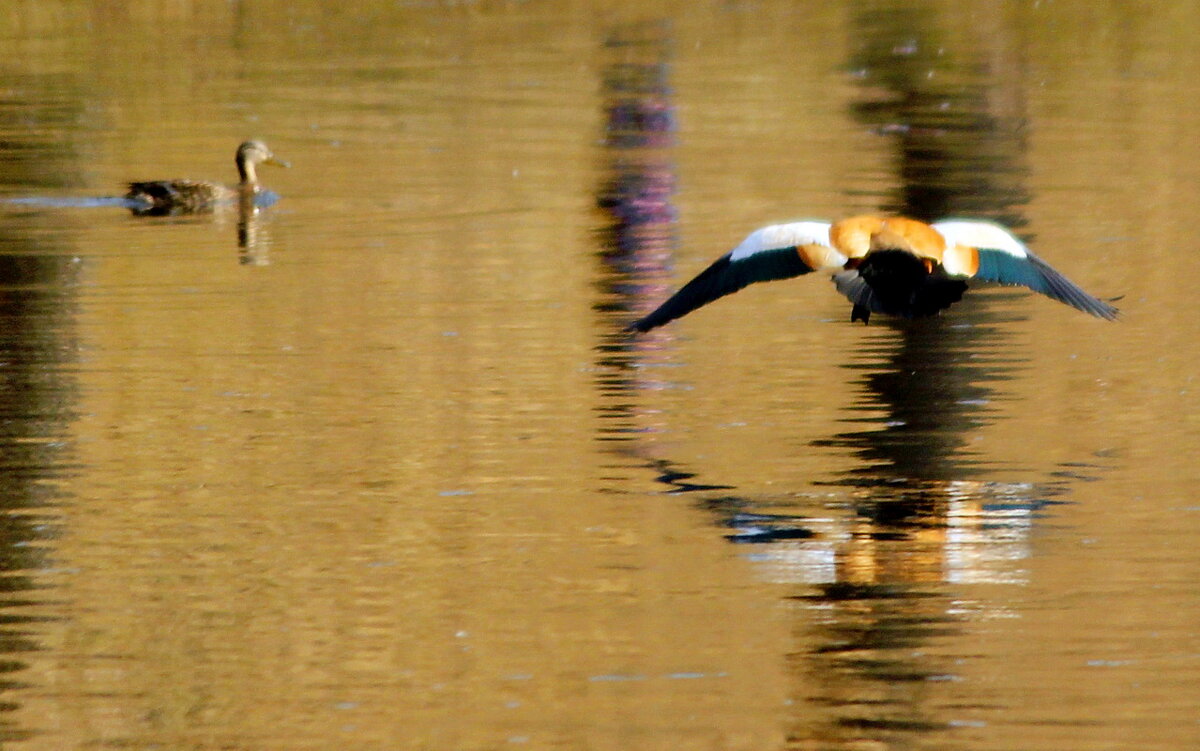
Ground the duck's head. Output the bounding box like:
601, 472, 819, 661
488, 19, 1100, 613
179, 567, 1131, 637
236, 140, 289, 184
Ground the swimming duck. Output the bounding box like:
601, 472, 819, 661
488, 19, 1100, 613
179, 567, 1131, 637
628, 215, 1118, 331
125, 140, 288, 216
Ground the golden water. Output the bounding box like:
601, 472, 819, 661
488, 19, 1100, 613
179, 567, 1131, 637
0, 2, 1195, 749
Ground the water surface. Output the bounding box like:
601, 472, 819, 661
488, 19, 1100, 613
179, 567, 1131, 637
0, 2, 1196, 749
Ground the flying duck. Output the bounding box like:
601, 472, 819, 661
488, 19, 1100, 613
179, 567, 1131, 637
126, 140, 288, 216
627, 215, 1118, 330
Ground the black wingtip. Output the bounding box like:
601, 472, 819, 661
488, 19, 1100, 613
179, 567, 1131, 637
1096, 298, 1120, 320
1097, 294, 1122, 321
625, 303, 680, 333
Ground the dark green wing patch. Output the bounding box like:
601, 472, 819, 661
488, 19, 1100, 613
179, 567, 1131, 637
976, 248, 1118, 320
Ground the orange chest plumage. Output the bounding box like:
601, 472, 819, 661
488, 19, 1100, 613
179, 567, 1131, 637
830, 215, 946, 261
828, 215, 980, 279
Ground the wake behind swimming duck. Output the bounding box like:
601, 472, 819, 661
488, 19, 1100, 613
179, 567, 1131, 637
125, 140, 288, 216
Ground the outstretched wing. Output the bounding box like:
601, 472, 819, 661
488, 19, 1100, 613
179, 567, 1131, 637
933, 220, 1119, 320
628, 222, 842, 332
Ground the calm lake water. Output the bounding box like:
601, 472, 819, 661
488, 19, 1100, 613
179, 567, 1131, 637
0, 1, 1196, 749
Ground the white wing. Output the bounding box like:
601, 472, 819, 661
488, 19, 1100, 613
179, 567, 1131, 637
730, 221, 835, 261
933, 219, 1029, 257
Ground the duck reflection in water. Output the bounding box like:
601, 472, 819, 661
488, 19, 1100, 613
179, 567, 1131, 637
125, 140, 289, 217
628, 214, 1117, 332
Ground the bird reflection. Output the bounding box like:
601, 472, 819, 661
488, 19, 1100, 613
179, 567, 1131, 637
815, 0, 1033, 554
787, 4, 1046, 746
592, 8, 1105, 749
237, 189, 272, 265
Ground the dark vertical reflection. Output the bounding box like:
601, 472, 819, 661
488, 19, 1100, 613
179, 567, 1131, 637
789, 4, 1039, 747
832, 4, 1031, 547
0, 72, 85, 744
238, 190, 270, 265
851, 6, 1030, 225
591, 21, 678, 475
